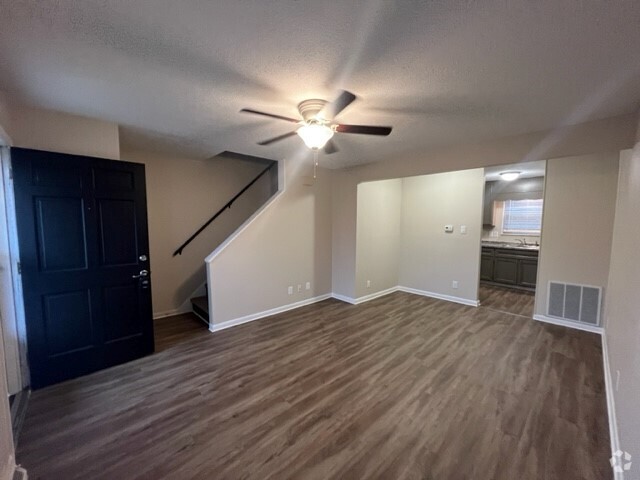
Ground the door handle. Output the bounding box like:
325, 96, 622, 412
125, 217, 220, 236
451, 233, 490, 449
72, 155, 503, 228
132, 269, 149, 279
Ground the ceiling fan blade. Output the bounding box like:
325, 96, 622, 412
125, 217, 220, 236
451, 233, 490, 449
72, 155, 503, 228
240, 108, 300, 123
324, 139, 339, 154
322, 90, 356, 119
335, 124, 392, 136
257, 131, 298, 146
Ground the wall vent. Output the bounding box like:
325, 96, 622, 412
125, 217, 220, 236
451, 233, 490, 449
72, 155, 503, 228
547, 282, 602, 326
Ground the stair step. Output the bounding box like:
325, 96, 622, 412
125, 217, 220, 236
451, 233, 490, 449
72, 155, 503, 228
191, 295, 209, 322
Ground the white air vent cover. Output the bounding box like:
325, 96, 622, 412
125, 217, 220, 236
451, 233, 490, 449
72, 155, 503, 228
547, 282, 602, 326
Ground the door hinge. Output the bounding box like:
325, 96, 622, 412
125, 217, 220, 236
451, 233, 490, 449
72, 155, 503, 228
17, 261, 21, 275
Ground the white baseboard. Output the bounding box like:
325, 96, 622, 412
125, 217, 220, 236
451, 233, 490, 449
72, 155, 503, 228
602, 333, 623, 480
331, 286, 479, 307
397, 286, 480, 307
330, 293, 357, 304
532, 314, 604, 334
153, 304, 192, 320
209, 294, 332, 333
331, 287, 399, 305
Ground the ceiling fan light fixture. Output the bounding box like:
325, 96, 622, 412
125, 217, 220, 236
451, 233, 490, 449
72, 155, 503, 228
500, 171, 521, 181
297, 123, 334, 149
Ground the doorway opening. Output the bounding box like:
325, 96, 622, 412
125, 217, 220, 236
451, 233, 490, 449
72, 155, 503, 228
479, 161, 546, 317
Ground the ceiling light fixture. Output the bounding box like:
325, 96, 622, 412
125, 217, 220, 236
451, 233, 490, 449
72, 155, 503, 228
296, 123, 334, 149
500, 171, 521, 181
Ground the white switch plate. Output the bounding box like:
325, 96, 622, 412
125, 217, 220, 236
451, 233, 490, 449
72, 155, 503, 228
452, 280, 459, 289
445, 224, 454, 233
460, 225, 467, 234
306, 282, 311, 290
366, 280, 371, 288
287, 286, 293, 295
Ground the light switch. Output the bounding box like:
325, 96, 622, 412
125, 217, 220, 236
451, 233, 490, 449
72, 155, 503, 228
444, 224, 454, 233
460, 225, 467, 234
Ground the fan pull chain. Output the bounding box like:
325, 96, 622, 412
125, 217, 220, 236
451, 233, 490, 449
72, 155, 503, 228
313, 150, 319, 179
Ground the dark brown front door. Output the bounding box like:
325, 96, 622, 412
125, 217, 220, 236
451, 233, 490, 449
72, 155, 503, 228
12, 147, 154, 389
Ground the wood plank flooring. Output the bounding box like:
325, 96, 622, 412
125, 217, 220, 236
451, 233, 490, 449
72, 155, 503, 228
479, 283, 536, 317
153, 313, 209, 353
17, 292, 610, 480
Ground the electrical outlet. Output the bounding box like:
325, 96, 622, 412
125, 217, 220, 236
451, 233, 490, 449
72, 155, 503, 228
366, 280, 371, 288
306, 282, 311, 290
287, 286, 293, 295
452, 280, 459, 289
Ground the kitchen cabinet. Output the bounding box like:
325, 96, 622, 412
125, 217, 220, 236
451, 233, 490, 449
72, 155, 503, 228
518, 258, 538, 288
494, 256, 518, 285
480, 245, 539, 290
482, 181, 496, 226
480, 254, 494, 281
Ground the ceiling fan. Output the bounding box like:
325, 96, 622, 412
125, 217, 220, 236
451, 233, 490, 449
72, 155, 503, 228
240, 90, 392, 154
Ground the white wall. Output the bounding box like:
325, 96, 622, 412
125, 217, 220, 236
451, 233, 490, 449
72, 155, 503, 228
400, 170, 484, 304
8, 104, 120, 160
332, 114, 636, 299
207, 160, 333, 327
122, 149, 274, 317
535, 153, 619, 317
604, 144, 640, 470
355, 179, 402, 298
331, 170, 358, 299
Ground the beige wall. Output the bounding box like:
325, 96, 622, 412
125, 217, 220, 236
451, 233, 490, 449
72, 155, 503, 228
122, 149, 274, 317
0, 318, 16, 480
604, 145, 640, 466
0, 95, 11, 144
207, 160, 333, 325
400, 170, 484, 303
332, 114, 636, 298
8, 104, 120, 160
331, 170, 358, 299
534, 153, 619, 317
355, 179, 402, 298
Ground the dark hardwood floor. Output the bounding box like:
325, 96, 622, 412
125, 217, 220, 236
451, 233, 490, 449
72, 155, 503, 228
17, 293, 610, 480
479, 283, 536, 317
153, 312, 209, 352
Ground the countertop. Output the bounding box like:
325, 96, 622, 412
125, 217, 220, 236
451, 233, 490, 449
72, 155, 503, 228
481, 240, 540, 251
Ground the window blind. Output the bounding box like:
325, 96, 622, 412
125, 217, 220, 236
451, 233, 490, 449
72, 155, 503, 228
502, 199, 543, 234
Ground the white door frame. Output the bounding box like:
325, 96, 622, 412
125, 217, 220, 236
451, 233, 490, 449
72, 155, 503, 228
0, 141, 30, 393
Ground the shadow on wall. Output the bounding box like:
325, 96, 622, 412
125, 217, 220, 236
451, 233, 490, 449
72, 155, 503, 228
174, 263, 207, 309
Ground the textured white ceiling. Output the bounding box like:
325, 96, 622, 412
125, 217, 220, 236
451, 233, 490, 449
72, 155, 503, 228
1, 1, 640, 167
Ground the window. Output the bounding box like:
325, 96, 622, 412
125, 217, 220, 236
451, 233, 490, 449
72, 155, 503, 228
502, 199, 543, 235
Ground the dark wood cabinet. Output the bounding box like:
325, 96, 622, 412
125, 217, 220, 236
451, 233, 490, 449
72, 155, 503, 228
518, 258, 538, 288
480, 254, 494, 281
494, 256, 518, 284
480, 246, 538, 290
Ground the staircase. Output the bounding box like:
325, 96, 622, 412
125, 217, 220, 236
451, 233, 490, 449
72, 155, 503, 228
173, 153, 278, 325
191, 295, 209, 323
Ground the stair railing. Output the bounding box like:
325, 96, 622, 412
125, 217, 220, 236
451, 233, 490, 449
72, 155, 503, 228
172, 161, 276, 256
